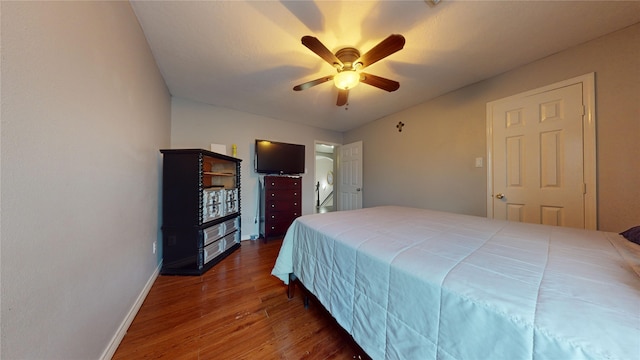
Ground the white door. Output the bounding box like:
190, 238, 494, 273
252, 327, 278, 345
488, 75, 597, 229
337, 141, 363, 211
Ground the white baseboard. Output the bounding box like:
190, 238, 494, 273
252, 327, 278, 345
100, 261, 162, 360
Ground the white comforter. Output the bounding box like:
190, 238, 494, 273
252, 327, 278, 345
272, 206, 640, 360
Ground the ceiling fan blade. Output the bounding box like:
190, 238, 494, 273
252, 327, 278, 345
293, 75, 333, 91
301, 36, 343, 68
355, 34, 405, 69
360, 72, 400, 92
337, 89, 349, 106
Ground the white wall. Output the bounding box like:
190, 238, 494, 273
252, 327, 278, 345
1, 2, 171, 358
345, 23, 640, 232
170, 97, 343, 239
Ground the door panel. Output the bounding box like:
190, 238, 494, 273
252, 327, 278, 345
491, 83, 585, 228
338, 141, 363, 211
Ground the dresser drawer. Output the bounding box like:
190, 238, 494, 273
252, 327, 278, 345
203, 222, 225, 247
263, 221, 296, 239
265, 188, 300, 200
202, 237, 225, 265
265, 176, 301, 190
266, 199, 301, 213
264, 210, 300, 223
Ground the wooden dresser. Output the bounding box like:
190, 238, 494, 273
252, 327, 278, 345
260, 175, 302, 240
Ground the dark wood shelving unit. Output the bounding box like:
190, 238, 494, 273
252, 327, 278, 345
160, 149, 241, 275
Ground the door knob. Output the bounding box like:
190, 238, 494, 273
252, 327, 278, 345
495, 193, 505, 199
356, 188, 362, 192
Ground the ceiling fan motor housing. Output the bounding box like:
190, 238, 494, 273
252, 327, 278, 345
335, 47, 361, 71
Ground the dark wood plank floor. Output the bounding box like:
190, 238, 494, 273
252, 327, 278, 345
113, 238, 370, 359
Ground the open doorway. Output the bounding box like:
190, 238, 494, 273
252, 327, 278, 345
314, 141, 337, 213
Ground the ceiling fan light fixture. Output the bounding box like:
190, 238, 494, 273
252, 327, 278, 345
333, 70, 360, 90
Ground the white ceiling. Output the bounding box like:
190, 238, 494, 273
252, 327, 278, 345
130, 1, 640, 132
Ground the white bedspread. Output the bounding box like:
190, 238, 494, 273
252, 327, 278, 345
272, 206, 640, 360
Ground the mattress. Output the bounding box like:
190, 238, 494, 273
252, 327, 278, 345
272, 206, 640, 360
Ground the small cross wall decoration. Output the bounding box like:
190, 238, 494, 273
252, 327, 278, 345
396, 121, 405, 132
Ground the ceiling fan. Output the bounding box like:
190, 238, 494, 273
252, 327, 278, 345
293, 34, 405, 106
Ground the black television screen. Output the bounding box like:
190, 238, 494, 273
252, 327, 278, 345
255, 139, 305, 175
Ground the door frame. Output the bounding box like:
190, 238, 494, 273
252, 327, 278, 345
486, 73, 597, 229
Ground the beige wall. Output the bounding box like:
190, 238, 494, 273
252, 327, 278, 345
170, 97, 343, 238
1, 2, 171, 358
345, 23, 639, 232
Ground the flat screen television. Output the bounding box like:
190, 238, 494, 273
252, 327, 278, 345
255, 139, 305, 175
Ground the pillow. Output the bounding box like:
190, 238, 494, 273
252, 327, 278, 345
620, 226, 640, 245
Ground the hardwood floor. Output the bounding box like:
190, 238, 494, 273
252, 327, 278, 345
113, 238, 370, 359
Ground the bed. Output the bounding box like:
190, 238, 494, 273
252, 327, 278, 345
271, 206, 640, 360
